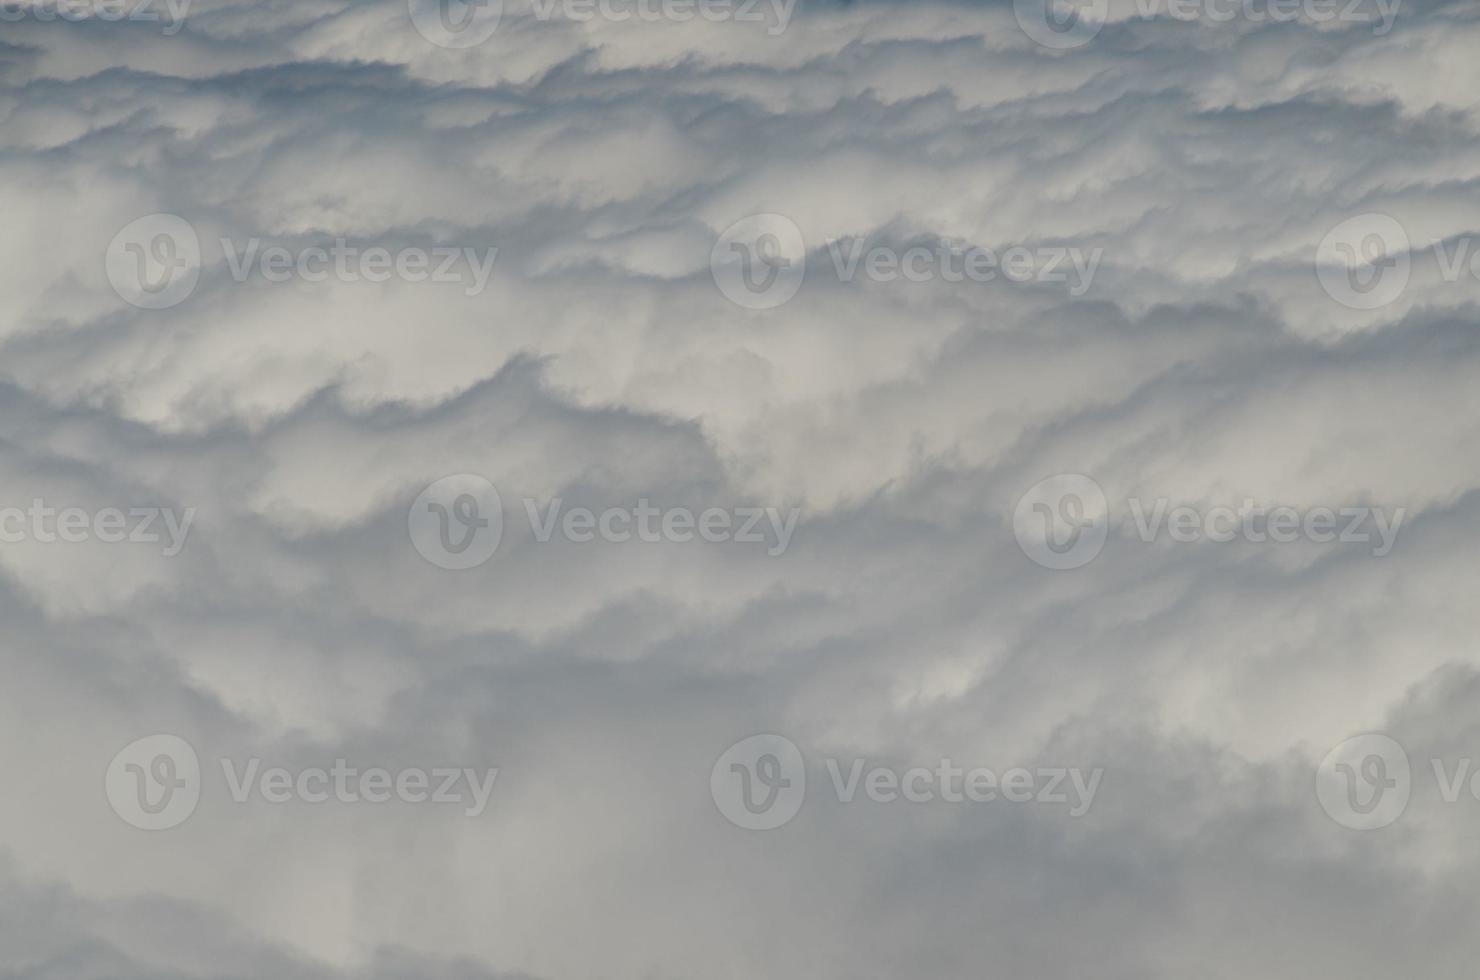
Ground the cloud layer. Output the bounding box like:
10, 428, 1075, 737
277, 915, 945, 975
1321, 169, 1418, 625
4, 0, 1480, 977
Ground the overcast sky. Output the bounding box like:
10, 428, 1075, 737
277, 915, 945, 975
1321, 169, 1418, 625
3, 0, 1480, 977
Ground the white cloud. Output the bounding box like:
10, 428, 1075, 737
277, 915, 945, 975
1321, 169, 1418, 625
4, 0, 1480, 977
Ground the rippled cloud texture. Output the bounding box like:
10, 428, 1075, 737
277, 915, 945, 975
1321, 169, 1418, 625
4, 0, 1480, 976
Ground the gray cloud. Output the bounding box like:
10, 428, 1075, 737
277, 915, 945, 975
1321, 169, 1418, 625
3, 0, 1480, 977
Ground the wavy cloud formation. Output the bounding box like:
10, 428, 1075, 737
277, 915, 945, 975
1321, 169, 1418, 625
3, 0, 1480, 977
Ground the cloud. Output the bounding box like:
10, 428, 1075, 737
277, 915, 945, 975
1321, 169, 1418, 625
3, 0, 1480, 977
